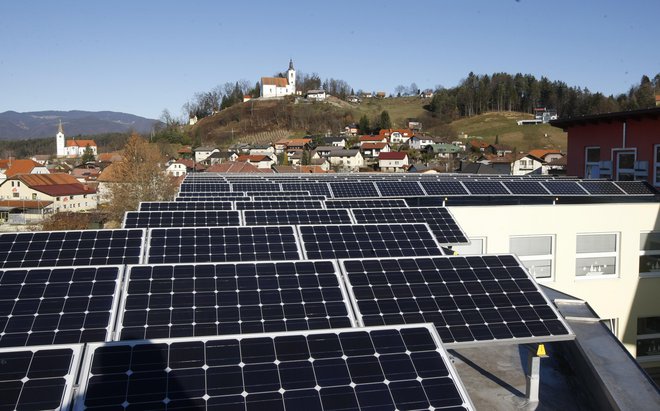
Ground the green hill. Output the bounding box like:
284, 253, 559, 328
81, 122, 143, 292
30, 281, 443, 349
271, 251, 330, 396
190, 97, 565, 153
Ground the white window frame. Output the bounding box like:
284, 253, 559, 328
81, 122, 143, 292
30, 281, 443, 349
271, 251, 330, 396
575, 232, 619, 279
612, 148, 636, 181
639, 231, 660, 278
451, 237, 486, 256
636, 316, 660, 362
654, 144, 660, 187
509, 235, 555, 281
584, 146, 600, 178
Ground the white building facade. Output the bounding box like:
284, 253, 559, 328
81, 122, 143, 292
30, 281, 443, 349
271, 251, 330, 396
260, 60, 296, 98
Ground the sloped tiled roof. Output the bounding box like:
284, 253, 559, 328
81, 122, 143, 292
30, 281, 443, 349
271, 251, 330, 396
10, 173, 96, 196
5, 159, 45, 177
236, 155, 272, 162
359, 135, 386, 142
361, 143, 388, 150
528, 149, 562, 160
205, 162, 274, 173
379, 152, 407, 160
97, 152, 123, 163
66, 139, 97, 147
261, 77, 289, 87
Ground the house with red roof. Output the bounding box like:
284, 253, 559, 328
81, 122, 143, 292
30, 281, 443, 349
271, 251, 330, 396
205, 162, 274, 173
0, 173, 97, 212
359, 135, 388, 146
0, 159, 49, 181
378, 151, 409, 172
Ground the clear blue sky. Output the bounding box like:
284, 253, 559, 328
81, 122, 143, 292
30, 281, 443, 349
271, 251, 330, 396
1, 0, 658, 120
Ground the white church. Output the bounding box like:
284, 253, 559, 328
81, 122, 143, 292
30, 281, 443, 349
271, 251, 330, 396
56, 120, 98, 158
260, 59, 296, 98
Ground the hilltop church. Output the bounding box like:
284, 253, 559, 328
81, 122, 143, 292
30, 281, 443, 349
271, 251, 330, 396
56, 121, 98, 158
260, 60, 296, 98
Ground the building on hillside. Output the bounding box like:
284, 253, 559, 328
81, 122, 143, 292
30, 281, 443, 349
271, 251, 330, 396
260, 60, 296, 98
378, 151, 409, 172
379, 129, 414, 145
305, 89, 327, 101
324, 136, 347, 147
550, 107, 660, 185
194, 147, 219, 163
328, 149, 364, 171
205, 162, 274, 173
236, 154, 275, 169
0, 159, 50, 182
360, 142, 390, 159
425, 143, 462, 159
166, 162, 188, 177
488, 144, 514, 157
0, 173, 96, 213
55, 121, 98, 158
359, 135, 388, 146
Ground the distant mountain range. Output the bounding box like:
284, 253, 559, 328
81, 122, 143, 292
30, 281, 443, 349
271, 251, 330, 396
0, 110, 160, 140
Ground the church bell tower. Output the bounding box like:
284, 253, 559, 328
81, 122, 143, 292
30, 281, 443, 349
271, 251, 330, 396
56, 120, 65, 157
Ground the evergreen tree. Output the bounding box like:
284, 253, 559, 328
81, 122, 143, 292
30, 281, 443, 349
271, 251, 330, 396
80, 144, 95, 164
380, 110, 392, 130
358, 115, 370, 134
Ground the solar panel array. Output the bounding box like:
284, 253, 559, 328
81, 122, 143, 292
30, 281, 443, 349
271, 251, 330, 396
123, 210, 241, 228
244, 209, 353, 226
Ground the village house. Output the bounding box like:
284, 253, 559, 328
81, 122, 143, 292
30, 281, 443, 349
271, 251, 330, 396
425, 143, 462, 159
408, 135, 436, 150
205, 162, 274, 173
324, 136, 347, 147
312, 146, 335, 159
347, 95, 361, 103
469, 140, 490, 152
71, 164, 101, 183
236, 154, 275, 169
511, 154, 545, 175
328, 149, 364, 171
360, 142, 391, 159
201, 151, 238, 166
306, 89, 327, 101
194, 147, 219, 163
248, 145, 276, 157
166, 161, 187, 177
0, 159, 50, 182
0, 173, 96, 213
379, 129, 414, 145
359, 135, 388, 146
378, 151, 409, 172
488, 144, 514, 157
343, 124, 359, 136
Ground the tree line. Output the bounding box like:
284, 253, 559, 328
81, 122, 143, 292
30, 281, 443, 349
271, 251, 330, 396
428, 72, 660, 122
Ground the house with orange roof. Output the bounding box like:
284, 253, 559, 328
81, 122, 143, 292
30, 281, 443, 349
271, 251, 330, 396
3, 159, 50, 179
205, 162, 274, 173
0, 173, 97, 213
359, 135, 388, 146
528, 149, 564, 164
379, 129, 414, 144
361, 142, 391, 158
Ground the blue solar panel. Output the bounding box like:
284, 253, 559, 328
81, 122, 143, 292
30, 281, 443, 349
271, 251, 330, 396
376, 181, 425, 197
123, 211, 241, 228
463, 181, 510, 195
330, 182, 380, 198
540, 181, 589, 195
139, 201, 233, 211
244, 209, 353, 225
420, 181, 469, 196
579, 181, 626, 195
502, 181, 551, 195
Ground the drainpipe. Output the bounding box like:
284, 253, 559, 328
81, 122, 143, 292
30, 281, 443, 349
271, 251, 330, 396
622, 121, 627, 148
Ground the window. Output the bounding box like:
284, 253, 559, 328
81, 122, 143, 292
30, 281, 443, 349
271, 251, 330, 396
585, 147, 600, 178
615, 150, 635, 181
576, 233, 618, 277
637, 317, 660, 359
640, 232, 660, 276
451, 237, 485, 255
510, 236, 554, 280
654, 144, 660, 187
12, 193, 19, 198
31, 193, 37, 200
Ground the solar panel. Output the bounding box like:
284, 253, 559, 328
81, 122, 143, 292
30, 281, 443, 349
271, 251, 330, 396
175, 197, 250, 202
178, 192, 246, 197
329, 182, 380, 198
253, 195, 327, 201
116, 260, 354, 340
123, 211, 241, 228
139, 201, 233, 211
232, 183, 281, 192
351, 207, 468, 245
179, 183, 230, 192
420, 181, 469, 196
340, 255, 574, 347
375, 181, 425, 197
281, 182, 331, 197
146, 226, 302, 264
0, 229, 145, 268
325, 198, 408, 209
236, 200, 323, 210
578, 181, 626, 195
248, 191, 310, 197
298, 223, 444, 260
0, 266, 123, 347
540, 181, 589, 195
0, 344, 81, 411
614, 181, 657, 195
77, 324, 474, 410
463, 181, 510, 195
244, 209, 353, 226
502, 181, 551, 195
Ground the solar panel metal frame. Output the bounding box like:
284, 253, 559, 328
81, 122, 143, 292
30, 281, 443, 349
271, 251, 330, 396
578, 181, 627, 195
177, 191, 246, 197
122, 210, 242, 228
231, 183, 282, 192
138, 201, 234, 211
281, 182, 332, 197
0, 265, 125, 348
243, 209, 355, 226
613, 181, 657, 196
350, 207, 469, 245
175, 197, 251, 202
252, 195, 327, 201
419, 181, 469, 196
247, 191, 311, 197
113, 259, 358, 341
339, 254, 575, 349
235, 200, 325, 210
501, 181, 552, 196
0, 343, 83, 411
324, 198, 408, 209
75, 324, 475, 411
462, 180, 512, 196
143, 225, 304, 264
540, 180, 590, 195
0, 228, 146, 268
329, 182, 381, 198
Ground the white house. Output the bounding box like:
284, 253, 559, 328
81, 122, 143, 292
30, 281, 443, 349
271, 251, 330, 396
409, 136, 435, 150
511, 154, 545, 175
378, 152, 409, 172
166, 162, 187, 177
328, 149, 364, 171
55, 121, 98, 158
236, 154, 275, 169
306, 89, 327, 101
0, 173, 97, 212
249, 145, 276, 157
194, 147, 220, 163
361, 143, 390, 158
261, 60, 296, 98
324, 137, 347, 147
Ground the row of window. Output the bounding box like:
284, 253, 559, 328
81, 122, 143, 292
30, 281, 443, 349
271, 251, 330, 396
585, 145, 660, 185
453, 232, 660, 280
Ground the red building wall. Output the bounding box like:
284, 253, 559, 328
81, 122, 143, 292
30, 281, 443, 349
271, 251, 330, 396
565, 116, 660, 184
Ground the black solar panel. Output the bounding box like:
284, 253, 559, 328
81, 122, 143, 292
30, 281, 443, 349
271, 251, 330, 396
0, 345, 81, 410
325, 198, 408, 209
254, 195, 327, 201
420, 181, 469, 196
244, 209, 352, 225
248, 191, 310, 197
179, 184, 231, 193
146, 226, 301, 264
0, 266, 122, 347
540, 181, 589, 195
236, 200, 323, 210
281, 183, 331, 196
117, 261, 354, 340
0, 229, 145, 268
77, 325, 474, 410
502, 181, 551, 195
375, 181, 425, 197
175, 197, 250, 202
614, 181, 657, 195
123, 211, 241, 228
463, 181, 510, 195
330, 182, 380, 198
578, 181, 626, 195
139, 201, 233, 211
178, 192, 246, 197
341, 255, 574, 346
299, 224, 444, 259
351, 207, 468, 245
232, 183, 281, 192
